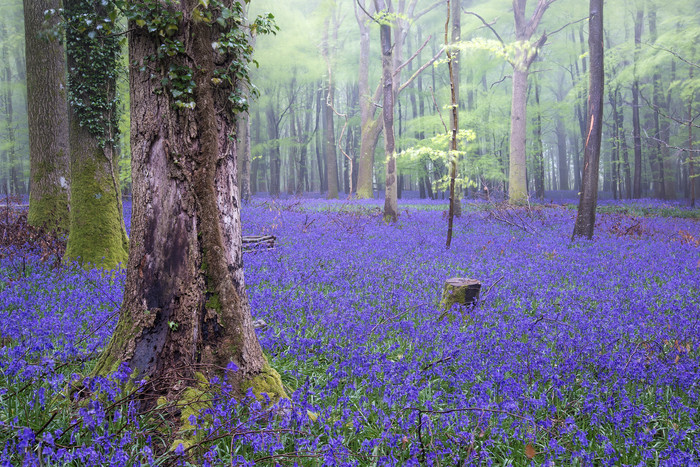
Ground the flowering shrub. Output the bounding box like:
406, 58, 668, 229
0, 198, 698, 465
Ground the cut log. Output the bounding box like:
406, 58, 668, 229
242, 235, 276, 252
440, 277, 481, 317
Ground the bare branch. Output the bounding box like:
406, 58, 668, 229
394, 35, 431, 77
398, 46, 445, 94
463, 10, 505, 47
548, 15, 588, 38
429, 86, 449, 133
356, 0, 380, 24
645, 42, 700, 70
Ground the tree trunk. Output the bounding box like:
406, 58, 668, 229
508, 0, 555, 204
61, 0, 128, 269
573, 0, 604, 240
533, 78, 545, 199
632, 6, 644, 198
555, 117, 569, 191
23, 0, 70, 231
450, 0, 462, 218
509, 67, 530, 203
375, 0, 398, 221
315, 85, 326, 192
1, 23, 20, 196
237, 108, 251, 203
266, 101, 281, 197
95, 1, 283, 403
648, 5, 666, 199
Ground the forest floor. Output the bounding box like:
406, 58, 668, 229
0, 197, 698, 465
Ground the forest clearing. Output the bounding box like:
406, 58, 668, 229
0, 198, 699, 465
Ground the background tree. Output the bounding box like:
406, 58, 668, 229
23, 0, 70, 231
572, 0, 604, 239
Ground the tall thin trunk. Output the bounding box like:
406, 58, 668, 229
266, 101, 281, 197
375, 0, 397, 221
533, 78, 545, 199
648, 4, 665, 199
573, 0, 604, 240
632, 6, 644, 198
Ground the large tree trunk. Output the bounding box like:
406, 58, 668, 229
95, 1, 283, 403
23, 0, 70, 231
572, 0, 604, 240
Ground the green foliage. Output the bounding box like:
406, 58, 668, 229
64, 0, 123, 148
121, 0, 277, 112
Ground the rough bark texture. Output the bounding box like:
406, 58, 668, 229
572, 0, 604, 240
24, 0, 70, 231
95, 2, 282, 403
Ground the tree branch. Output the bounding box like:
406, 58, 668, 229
398, 46, 445, 94
394, 35, 431, 77
463, 10, 505, 47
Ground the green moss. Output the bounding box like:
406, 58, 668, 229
171, 372, 212, 453
28, 190, 70, 233
205, 293, 221, 314
64, 148, 128, 270
240, 360, 288, 404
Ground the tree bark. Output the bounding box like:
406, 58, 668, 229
572, 0, 604, 240
632, 6, 644, 198
375, 0, 398, 221
23, 0, 70, 231
266, 100, 281, 197
508, 0, 555, 204
63, 0, 128, 270
95, 1, 282, 402
533, 78, 545, 199
648, 4, 666, 199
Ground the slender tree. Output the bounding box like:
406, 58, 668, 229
631, 5, 644, 198
23, 0, 70, 231
95, 0, 284, 403
508, 0, 557, 204
375, 0, 398, 221
572, 0, 604, 239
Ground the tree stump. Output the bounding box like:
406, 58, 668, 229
440, 278, 481, 319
